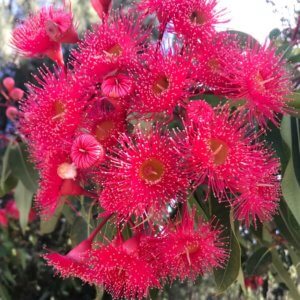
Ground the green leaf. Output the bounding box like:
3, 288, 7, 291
245, 247, 272, 276
70, 217, 88, 247
7, 142, 38, 193
13, 181, 34, 233
40, 203, 64, 235
274, 201, 300, 250
0, 175, 18, 197
281, 116, 300, 225
226, 30, 260, 48
271, 249, 300, 299
213, 205, 241, 293
0, 284, 11, 300
0, 141, 13, 191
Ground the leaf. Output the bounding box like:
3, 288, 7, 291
70, 217, 88, 247
0, 141, 13, 191
274, 201, 300, 250
40, 203, 64, 235
213, 204, 241, 293
281, 116, 300, 225
0, 175, 18, 197
271, 249, 300, 299
13, 181, 34, 233
0, 284, 11, 300
8, 142, 38, 193
226, 30, 261, 49
245, 247, 272, 276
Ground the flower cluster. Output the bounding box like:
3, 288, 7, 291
11, 0, 291, 298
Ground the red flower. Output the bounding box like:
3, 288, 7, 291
140, 0, 226, 42
5, 200, 37, 222
89, 237, 160, 300
36, 152, 85, 217
44, 238, 93, 280
11, 6, 78, 65
131, 47, 192, 115
91, 0, 112, 18
100, 129, 189, 218
227, 44, 292, 126
71, 134, 105, 169
6, 106, 18, 122
0, 209, 8, 228
150, 212, 228, 281
182, 105, 255, 199
233, 152, 280, 226
9, 88, 24, 101
20, 69, 87, 162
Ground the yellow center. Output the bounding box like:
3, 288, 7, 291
104, 43, 123, 58
207, 58, 221, 73
94, 120, 115, 142
139, 158, 165, 184
52, 100, 65, 121
209, 138, 229, 166
190, 10, 206, 25
253, 71, 266, 93
152, 75, 169, 95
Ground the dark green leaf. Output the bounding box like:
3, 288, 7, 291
0, 175, 18, 197
212, 200, 241, 293
70, 217, 88, 247
0, 284, 11, 300
245, 247, 272, 276
13, 181, 34, 233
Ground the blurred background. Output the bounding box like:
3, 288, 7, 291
0, 1, 300, 300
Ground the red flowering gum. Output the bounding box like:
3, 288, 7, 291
131, 47, 192, 115
20, 70, 87, 161
100, 129, 189, 218
233, 152, 280, 226
91, 0, 112, 19
152, 213, 227, 281
44, 238, 93, 280
186, 100, 214, 124
36, 152, 85, 217
83, 99, 127, 148
11, 6, 78, 65
227, 44, 292, 126
140, 0, 225, 42
72, 15, 147, 90
90, 238, 160, 299
0, 209, 8, 228
182, 104, 256, 199
71, 134, 105, 169
6, 106, 19, 122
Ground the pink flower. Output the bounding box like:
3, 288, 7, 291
226, 44, 292, 126
91, 0, 112, 18
11, 6, 78, 65
71, 134, 105, 169
185, 100, 214, 124
20, 69, 87, 162
9, 87, 24, 101
89, 237, 160, 300
131, 47, 192, 115
100, 129, 189, 218
36, 152, 86, 217
44, 238, 93, 280
5, 200, 37, 222
0, 209, 8, 228
149, 212, 228, 281
2, 77, 15, 92
6, 106, 18, 121
232, 152, 280, 226
140, 0, 226, 42
101, 72, 133, 98
182, 105, 259, 199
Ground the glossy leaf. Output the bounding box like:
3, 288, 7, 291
245, 247, 272, 276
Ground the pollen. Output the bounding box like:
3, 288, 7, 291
139, 158, 165, 184
152, 75, 169, 95
208, 138, 229, 166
